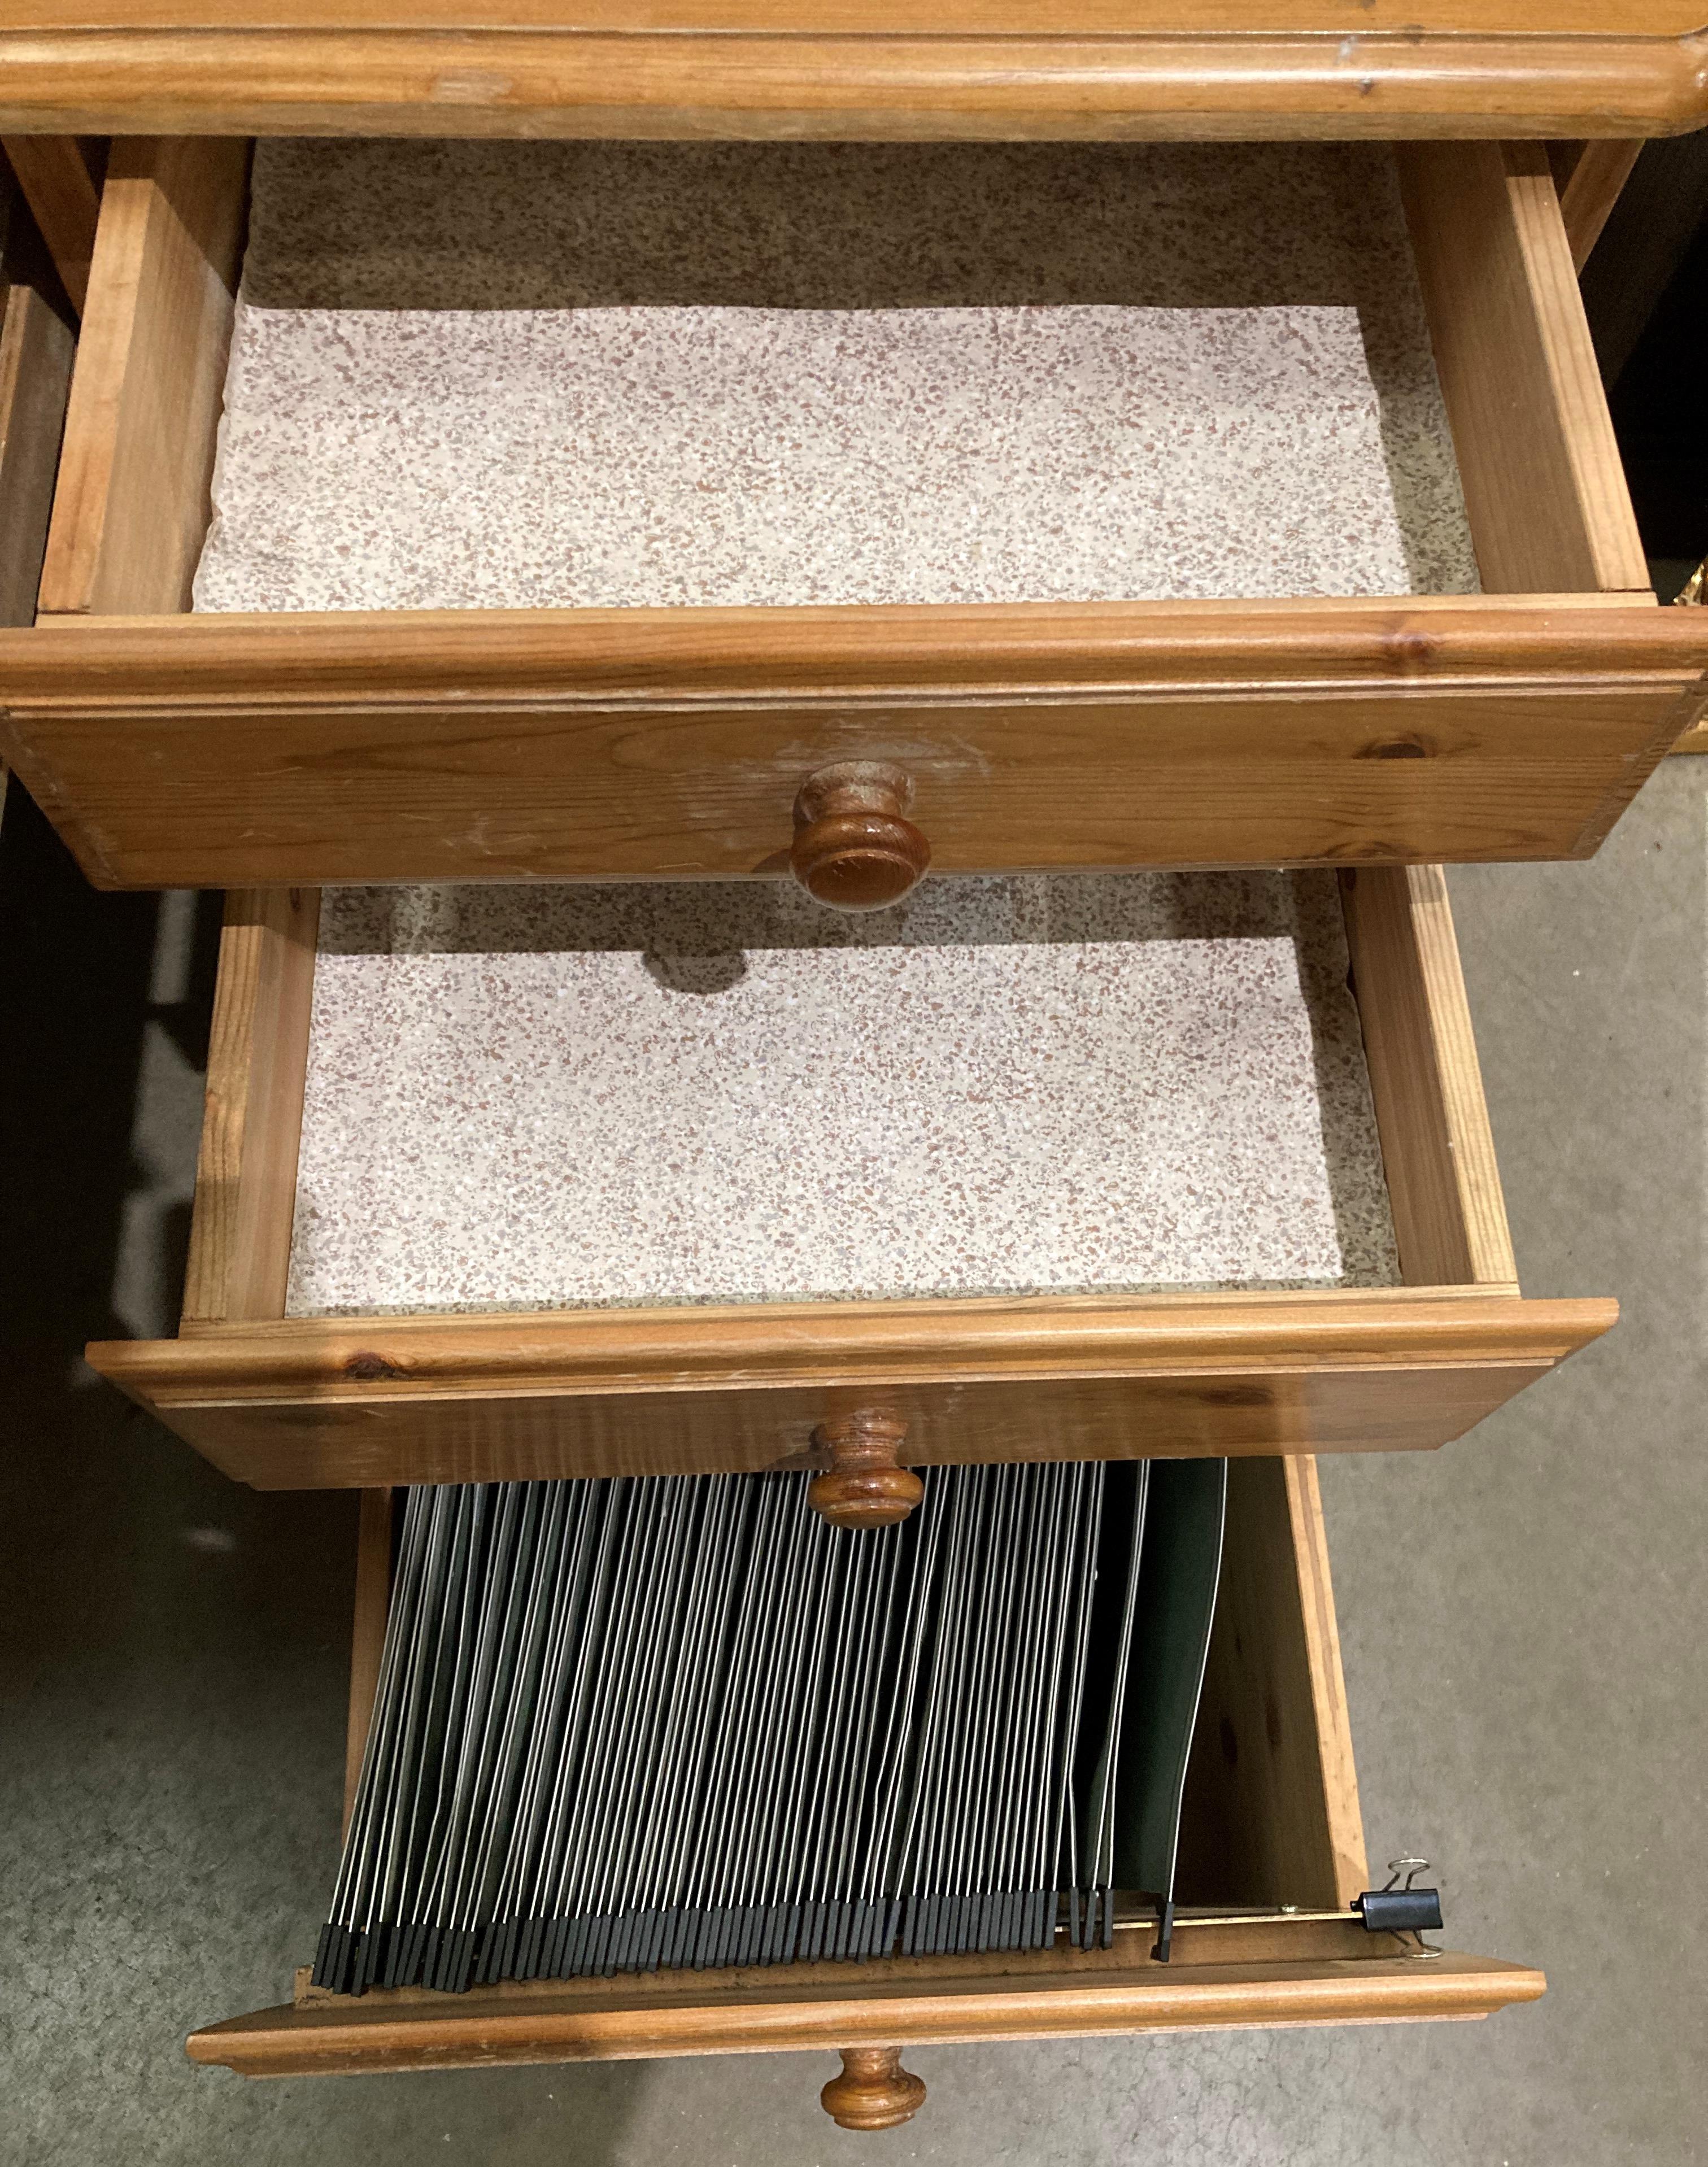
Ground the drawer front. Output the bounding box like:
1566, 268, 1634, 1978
84, 864, 1616, 1490
6, 605, 1705, 890
106, 1297, 1604, 1494
184, 1458, 1544, 2107
188, 1944, 1545, 2079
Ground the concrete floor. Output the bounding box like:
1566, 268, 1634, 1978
2, 761, 1703, 2166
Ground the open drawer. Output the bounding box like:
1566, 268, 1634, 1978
184, 1457, 1544, 2119
2, 134, 1706, 892
85, 861, 1613, 1490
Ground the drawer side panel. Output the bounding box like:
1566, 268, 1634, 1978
1179, 1456, 1367, 1912
35, 134, 246, 619
1342, 863, 1516, 1288
1398, 142, 1648, 596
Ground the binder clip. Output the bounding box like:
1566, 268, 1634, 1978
1354, 1858, 1444, 1956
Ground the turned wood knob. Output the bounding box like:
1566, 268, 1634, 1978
820, 2046, 927, 2130
791, 761, 930, 912
807, 1413, 923, 1530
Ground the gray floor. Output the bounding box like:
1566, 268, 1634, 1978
3, 761, 1703, 2166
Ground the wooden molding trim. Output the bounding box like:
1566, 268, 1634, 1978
12, 594, 1708, 697
1670, 587, 1708, 747
97, 1289, 1615, 1402
0, 23, 1704, 139
82, 1289, 1616, 1491
184, 1950, 1545, 2077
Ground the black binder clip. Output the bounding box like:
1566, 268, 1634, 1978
1354, 1857, 1444, 1956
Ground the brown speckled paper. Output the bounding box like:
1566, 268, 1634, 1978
194, 140, 1478, 613
213, 146, 1415, 1315
286, 873, 1400, 1316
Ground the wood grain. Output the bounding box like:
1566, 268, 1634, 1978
0, 282, 75, 629
1282, 1457, 1367, 1907
1179, 1457, 1367, 1914
821, 2046, 926, 2129
1557, 137, 1644, 269
180, 887, 319, 1324
35, 134, 246, 618
1399, 142, 1649, 596
342, 1488, 394, 1838
1, 136, 101, 313
184, 1949, 1544, 2076
1341, 865, 1517, 1289
5, 601, 1704, 890
7, 2, 1702, 32
86, 1290, 1614, 1492
0, 6, 1703, 141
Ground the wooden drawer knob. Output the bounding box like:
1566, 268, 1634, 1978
791, 762, 930, 912
807, 1412, 923, 1530
821, 2047, 927, 2130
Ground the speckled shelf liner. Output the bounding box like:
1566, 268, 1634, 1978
194, 140, 1479, 613
285, 871, 1402, 1318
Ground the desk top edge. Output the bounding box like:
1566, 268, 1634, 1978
0, 6, 1705, 141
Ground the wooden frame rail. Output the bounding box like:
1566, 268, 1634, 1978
0, 5, 1703, 141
